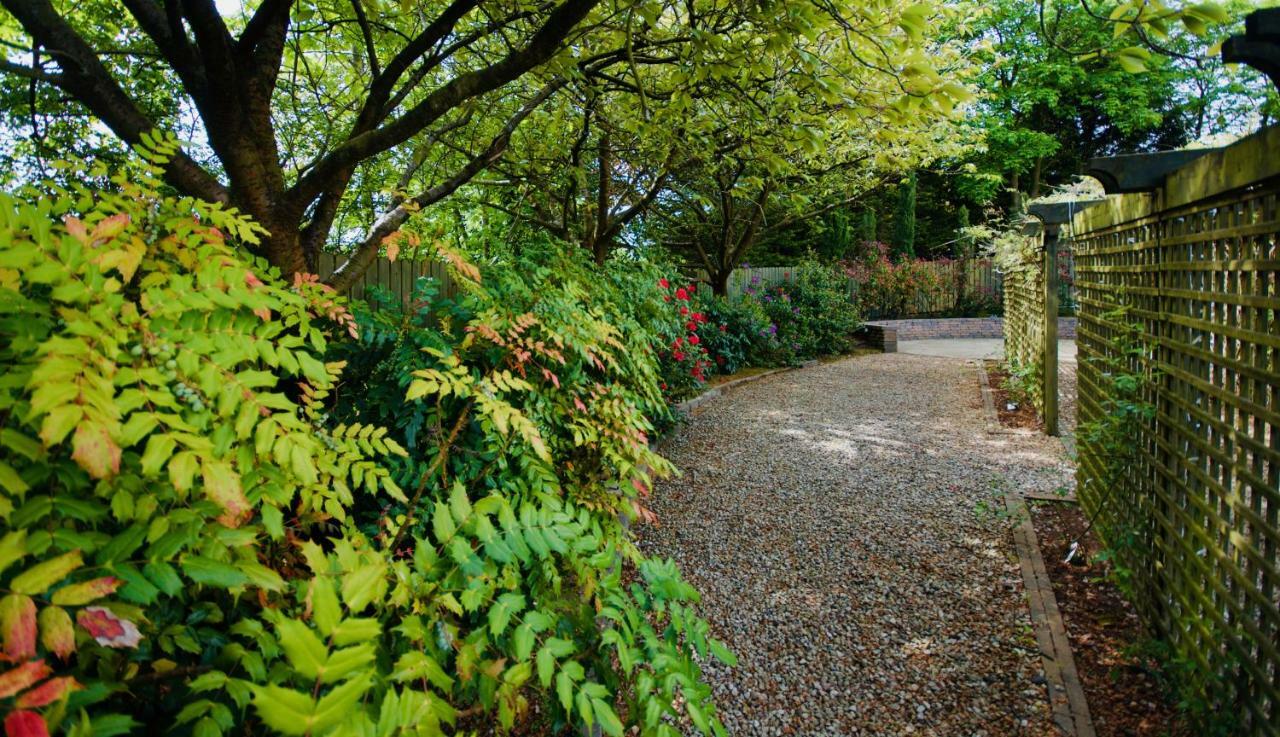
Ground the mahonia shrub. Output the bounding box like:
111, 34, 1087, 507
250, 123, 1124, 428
0, 152, 730, 737
328, 237, 733, 735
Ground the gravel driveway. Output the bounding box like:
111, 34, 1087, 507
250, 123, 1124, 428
639, 353, 1074, 736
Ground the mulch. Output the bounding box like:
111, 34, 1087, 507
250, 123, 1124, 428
1029, 501, 1189, 737
985, 361, 1042, 430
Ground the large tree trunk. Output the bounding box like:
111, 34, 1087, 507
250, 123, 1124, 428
711, 268, 731, 296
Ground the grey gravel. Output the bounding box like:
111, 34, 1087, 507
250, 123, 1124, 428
638, 353, 1074, 736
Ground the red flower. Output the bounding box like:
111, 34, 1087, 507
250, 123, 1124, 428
686, 321, 697, 332
675, 287, 689, 301
720, 324, 727, 332
688, 335, 700, 345
688, 283, 697, 293
673, 337, 683, 348
679, 306, 689, 316
673, 351, 685, 361
693, 312, 706, 323
659, 277, 670, 289
661, 382, 668, 390
716, 355, 726, 365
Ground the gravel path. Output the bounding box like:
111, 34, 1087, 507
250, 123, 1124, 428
640, 353, 1075, 736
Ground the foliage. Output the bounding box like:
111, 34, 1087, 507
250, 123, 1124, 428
751, 260, 861, 363
0, 157, 409, 735
844, 243, 948, 319
328, 236, 733, 736
998, 359, 1042, 412
890, 171, 918, 261
859, 208, 878, 245
0, 159, 732, 736
689, 289, 776, 375
818, 210, 853, 261
653, 279, 713, 401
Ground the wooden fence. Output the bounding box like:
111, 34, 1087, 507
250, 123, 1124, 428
1071, 125, 1280, 734
1000, 228, 1049, 416
315, 253, 461, 307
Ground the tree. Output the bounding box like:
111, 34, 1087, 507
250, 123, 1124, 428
860, 208, 879, 245
891, 170, 917, 261
0, 0, 658, 287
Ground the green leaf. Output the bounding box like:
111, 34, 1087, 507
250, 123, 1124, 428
536, 647, 555, 687
310, 674, 373, 732
0, 462, 29, 495
250, 684, 314, 735
311, 577, 341, 637
276, 619, 328, 680
592, 698, 624, 737
709, 639, 738, 667
11, 550, 83, 595
182, 555, 250, 589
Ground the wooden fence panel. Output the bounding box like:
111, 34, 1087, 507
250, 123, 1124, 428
1071, 125, 1280, 735
316, 253, 459, 307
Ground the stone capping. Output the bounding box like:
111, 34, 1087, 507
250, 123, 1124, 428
867, 317, 1078, 342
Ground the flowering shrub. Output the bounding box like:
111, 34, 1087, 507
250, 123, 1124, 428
689, 288, 776, 374
754, 259, 862, 362
0, 154, 730, 736
653, 278, 713, 400
845, 242, 948, 318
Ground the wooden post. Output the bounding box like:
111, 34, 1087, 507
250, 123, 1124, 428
1042, 228, 1059, 436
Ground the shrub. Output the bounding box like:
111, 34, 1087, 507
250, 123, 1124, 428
845, 242, 948, 319
755, 259, 861, 362
652, 278, 713, 400
689, 288, 776, 374
0, 156, 730, 736
328, 237, 732, 735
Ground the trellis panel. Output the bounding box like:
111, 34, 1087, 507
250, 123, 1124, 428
1071, 125, 1280, 735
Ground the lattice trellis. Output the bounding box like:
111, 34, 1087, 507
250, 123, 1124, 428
1001, 229, 1047, 414
1072, 129, 1280, 735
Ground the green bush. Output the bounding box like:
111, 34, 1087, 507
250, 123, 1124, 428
690, 289, 776, 374
0, 156, 730, 736
327, 236, 731, 735
755, 259, 861, 362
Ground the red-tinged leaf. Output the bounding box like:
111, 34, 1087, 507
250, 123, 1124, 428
70, 422, 121, 479
50, 576, 120, 606
573, 397, 587, 413
541, 368, 560, 389
0, 661, 51, 699
14, 676, 80, 708
76, 606, 141, 648
253, 306, 271, 321
0, 595, 37, 661
244, 270, 265, 289
63, 216, 88, 244
385, 240, 400, 263
202, 461, 249, 528
89, 213, 130, 245
630, 477, 649, 496
36, 608, 73, 660
3, 710, 48, 737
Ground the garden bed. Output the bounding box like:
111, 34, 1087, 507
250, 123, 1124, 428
1028, 501, 1187, 737
984, 360, 1041, 430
